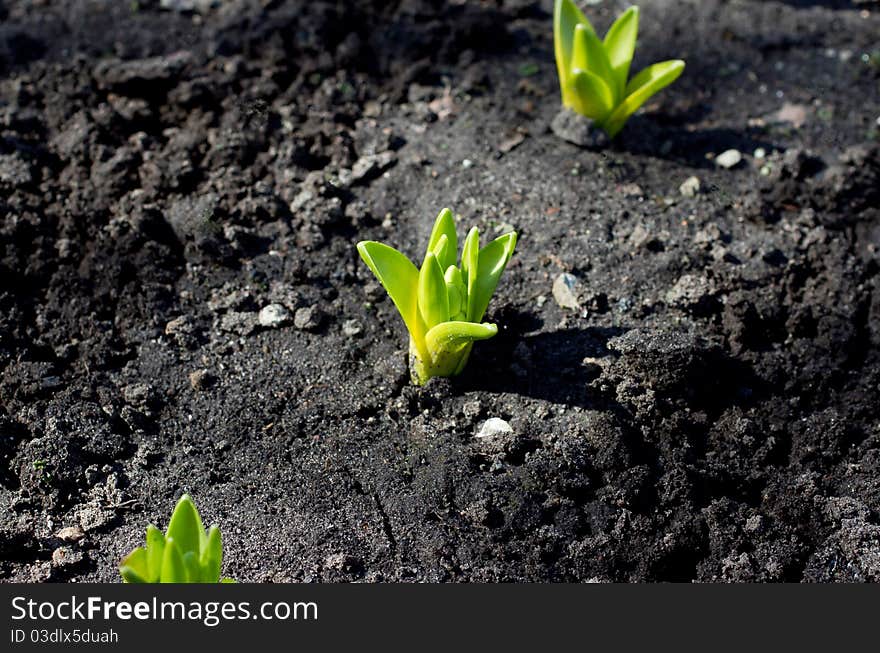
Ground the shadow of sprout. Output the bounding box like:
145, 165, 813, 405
459, 306, 626, 409
613, 120, 781, 170
459, 307, 765, 419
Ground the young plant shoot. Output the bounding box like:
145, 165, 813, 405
119, 494, 233, 583
357, 208, 517, 385
554, 0, 685, 138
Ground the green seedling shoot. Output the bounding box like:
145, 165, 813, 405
554, 0, 685, 138
119, 494, 233, 583
357, 208, 517, 385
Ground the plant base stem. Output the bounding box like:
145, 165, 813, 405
409, 338, 473, 385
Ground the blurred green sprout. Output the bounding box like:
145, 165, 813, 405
554, 0, 685, 138
120, 494, 233, 583
357, 208, 517, 385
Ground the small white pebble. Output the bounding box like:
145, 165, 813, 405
716, 149, 743, 169
476, 417, 513, 439
258, 304, 289, 328
679, 176, 701, 197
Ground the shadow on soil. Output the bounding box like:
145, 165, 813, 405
616, 120, 782, 170
460, 307, 626, 408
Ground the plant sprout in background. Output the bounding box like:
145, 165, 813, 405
554, 0, 685, 138
120, 494, 233, 583
358, 208, 517, 385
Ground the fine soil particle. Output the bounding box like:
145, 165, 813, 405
1, 0, 879, 582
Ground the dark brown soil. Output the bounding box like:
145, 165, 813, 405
1, 0, 880, 582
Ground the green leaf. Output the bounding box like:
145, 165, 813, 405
461, 227, 479, 313
430, 234, 450, 267
601, 59, 685, 137
201, 526, 223, 583
468, 232, 517, 323
160, 539, 186, 583
569, 68, 614, 121
221, 578, 236, 584
426, 208, 457, 270
166, 494, 204, 558
182, 551, 201, 583
554, 0, 593, 106
357, 241, 421, 342
603, 6, 639, 104
572, 23, 616, 104
144, 524, 165, 583
425, 321, 498, 356
119, 565, 149, 584
444, 265, 466, 320
418, 251, 449, 330
119, 547, 149, 584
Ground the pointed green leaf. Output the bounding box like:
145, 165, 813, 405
431, 233, 450, 267
144, 524, 165, 583
444, 266, 465, 320
569, 68, 614, 121
603, 6, 639, 104
119, 547, 149, 584
160, 538, 186, 583
166, 495, 203, 558
624, 59, 685, 98
426, 208, 457, 270
201, 525, 223, 583
461, 227, 479, 316
469, 232, 517, 323
418, 251, 449, 330
602, 59, 685, 137
554, 0, 594, 106
425, 321, 498, 357
221, 577, 236, 583
572, 23, 616, 104
357, 241, 421, 341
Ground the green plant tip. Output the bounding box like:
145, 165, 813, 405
554, 1, 685, 138
119, 494, 234, 584
357, 208, 517, 385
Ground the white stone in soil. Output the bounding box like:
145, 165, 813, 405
715, 149, 743, 169
259, 303, 290, 328
552, 273, 580, 309
476, 417, 513, 439
679, 176, 701, 197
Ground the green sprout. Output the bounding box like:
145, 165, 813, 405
119, 494, 233, 583
357, 208, 517, 385
554, 0, 685, 138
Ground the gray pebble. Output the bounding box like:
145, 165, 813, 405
550, 108, 609, 148
552, 273, 580, 310
55, 526, 85, 542
294, 306, 324, 331
258, 303, 290, 328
